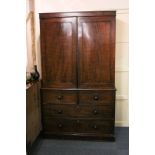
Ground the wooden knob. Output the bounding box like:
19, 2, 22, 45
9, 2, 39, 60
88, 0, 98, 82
58, 123, 63, 128
58, 110, 63, 114
93, 125, 97, 129
76, 105, 80, 109
57, 95, 63, 100
93, 95, 99, 100
76, 120, 80, 123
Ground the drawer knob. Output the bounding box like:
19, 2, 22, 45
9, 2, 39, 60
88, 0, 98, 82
93, 125, 97, 129
58, 110, 63, 114
93, 95, 99, 100
76, 120, 80, 123
57, 95, 63, 100
93, 109, 98, 115
76, 105, 80, 109
58, 123, 63, 128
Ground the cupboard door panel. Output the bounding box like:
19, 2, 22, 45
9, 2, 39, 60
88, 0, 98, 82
40, 17, 77, 88
78, 17, 115, 88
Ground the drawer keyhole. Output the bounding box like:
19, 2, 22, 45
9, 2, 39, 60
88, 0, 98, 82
93, 109, 98, 115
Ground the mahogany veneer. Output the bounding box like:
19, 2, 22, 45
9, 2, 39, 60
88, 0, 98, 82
40, 11, 116, 140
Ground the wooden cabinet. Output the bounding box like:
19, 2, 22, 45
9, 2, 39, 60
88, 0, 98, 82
40, 11, 116, 140
26, 81, 42, 149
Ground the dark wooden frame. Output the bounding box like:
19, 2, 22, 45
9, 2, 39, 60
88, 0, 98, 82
39, 11, 116, 141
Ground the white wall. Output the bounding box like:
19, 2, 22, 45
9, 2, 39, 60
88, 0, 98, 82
116, 9, 129, 126
26, 0, 34, 72
34, 0, 129, 127
37, 0, 128, 12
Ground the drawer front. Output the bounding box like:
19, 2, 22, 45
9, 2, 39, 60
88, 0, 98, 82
42, 104, 114, 118
43, 118, 77, 133
79, 90, 115, 105
41, 90, 77, 104
43, 118, 114, 134
76, 119, 114, 134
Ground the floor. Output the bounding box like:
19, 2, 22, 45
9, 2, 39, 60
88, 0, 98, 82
30, 127, 129, 155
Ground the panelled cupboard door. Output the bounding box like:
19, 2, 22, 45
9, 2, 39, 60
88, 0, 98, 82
78, 16, 115, 88
40, 17, 77, 88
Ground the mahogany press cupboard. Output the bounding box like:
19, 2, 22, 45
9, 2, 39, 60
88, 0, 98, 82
39, 11, 116, 140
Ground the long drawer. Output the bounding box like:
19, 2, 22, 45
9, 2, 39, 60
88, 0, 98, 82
42, 104, 114, 118
42, 117, 114, 134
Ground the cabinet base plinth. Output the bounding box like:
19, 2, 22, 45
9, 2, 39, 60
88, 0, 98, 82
41, 132, 115, 141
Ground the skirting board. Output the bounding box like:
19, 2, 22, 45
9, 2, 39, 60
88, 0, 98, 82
115, 121, 129, 127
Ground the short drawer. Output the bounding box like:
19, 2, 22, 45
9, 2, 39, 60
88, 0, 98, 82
42, 118, 114, 134
76, 119, 114, 134
79, 90, 115, 105
42, 104, 114, 118
41, 90, 77, 104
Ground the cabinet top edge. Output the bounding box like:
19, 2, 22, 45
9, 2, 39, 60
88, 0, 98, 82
39, 11, 116, 19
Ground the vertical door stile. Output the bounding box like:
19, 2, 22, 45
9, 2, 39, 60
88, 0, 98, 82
77, 17, 82, 89
77, 17, 82, 104
76, 17, 79, 105
76, 17, 79, 89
